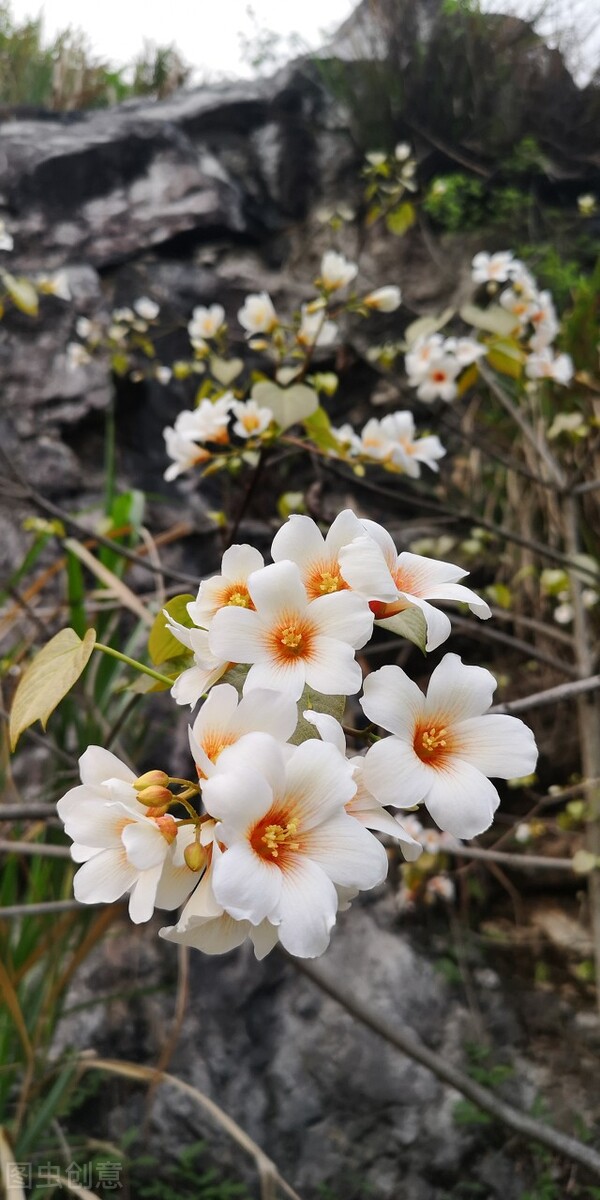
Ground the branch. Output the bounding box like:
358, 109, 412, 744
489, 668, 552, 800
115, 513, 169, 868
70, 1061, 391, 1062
478, 363, 566, 491
446, 844, 574, 871
491, 674, 600, 715
288, 957, 600, 1179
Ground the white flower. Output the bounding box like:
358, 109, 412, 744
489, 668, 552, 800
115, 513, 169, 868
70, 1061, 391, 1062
394, 142, 411, 162
270, 509, 365, 600
471, 251, 516, 285
413, 355, 461, 403
231, 398, 273, 439
166, 621, 229, 708
189, 683, 298, 777
405, 334, 445, 383
378, 412, 446, 475
426, 875, 455, 904
578, 194, 596, 217
363, 286, 402, 312
37, 271, 71, 301
359, 417, 398, 466
303, 709, 422, 861
188, 304, 225, 341
360, 655, 538, 839
0, 221, 14, 252
297, 305, 337, 348
112, 307, 134, 323
208, 559, 373, 702
366, 151, 386, 167
163, 427, 210, 481
338, 519, 491, 651
331, 422, 362, 456
526, 348, 573, 387
66, 342, 92, 370
57, 747, 197, 923
238, 292, 278, 335
319, 250, 358, 292
174, 395, 233, 445
155, 365, 172, 384
134, 296, 160, 320
443, 337, 487, 367
201, 733, 388, 957
187, 543, 265, 628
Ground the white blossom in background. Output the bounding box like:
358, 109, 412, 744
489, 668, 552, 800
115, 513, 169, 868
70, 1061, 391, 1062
187, 543, 265, 627
163, 428, 210, 481
166, 622, 229, 708
331, 422, 362, 456
66, 342, 92, 370
297, 305, 338, 348
0, 220, 14, 252
36, 271, 71, 301
363, 286, 402, 312
338, 519, 491, 651
200, 733, 388, 957
443, 337, 487, 367
394, 142, 411, 162
189, 683, 298, 777
155, 365, 172, 385
405, 335, 446, 383
57, 747, 197, 923
270, 509, 365, 600
526, 347, 574, 386
134, 296, 160, 320
188, 304, 225, 342
111, 307, 134, 324
471, 251, 516, 285
238, 292, 278, 334
209, 559, 373, 701
173, 395, 233, 445
231, 398, 273, 439
319, 250, 358, 292
578, 194, 597, 216
412, 354, 462, 403
377, 412, 446, 475
360, 655, 538, 839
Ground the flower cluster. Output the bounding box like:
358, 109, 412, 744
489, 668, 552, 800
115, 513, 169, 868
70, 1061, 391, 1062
56, 509, 537, 961
333, 410, 446, 476
405, 333, 487, 403
472, 251, 574, 386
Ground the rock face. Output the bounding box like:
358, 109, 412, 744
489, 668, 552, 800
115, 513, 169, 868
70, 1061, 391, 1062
3, 25, 600, 1199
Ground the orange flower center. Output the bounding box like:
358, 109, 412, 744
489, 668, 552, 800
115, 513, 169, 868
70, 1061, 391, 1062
250, 810, 300, 862
222, 583, 254, 609
414, 722, 452, 766
431, 370, 447, 383
306, 560, 348, 599
269, 615, 315, 662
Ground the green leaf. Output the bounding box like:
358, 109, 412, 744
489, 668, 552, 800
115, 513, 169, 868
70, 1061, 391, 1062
460, 304, 517, 337
303, 406, 342, 452
148, 594, 195, 665
486, 337, 525, 380
2, 272, 39, 316
10, 627, 96, 749
404, 308, 454, 347
385, 608, 428, 653
210, 355, 244, 387
385, 201, 416, 236
290, 688, 346, 746
251, 381, 318, 431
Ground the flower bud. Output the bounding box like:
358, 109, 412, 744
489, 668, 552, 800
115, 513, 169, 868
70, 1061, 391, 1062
137, 785, 173, 807
184, 841, 206, 872
134, 770, 169, 791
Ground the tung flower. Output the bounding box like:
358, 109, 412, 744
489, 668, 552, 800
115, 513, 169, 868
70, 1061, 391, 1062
238, 292, 278, 334
271, 509, 365, 600
360, 656, 538, 839
189, 682, 298, 777
363, 286, 402, 312
188, 304, 225, 341
319, 250, 358, 292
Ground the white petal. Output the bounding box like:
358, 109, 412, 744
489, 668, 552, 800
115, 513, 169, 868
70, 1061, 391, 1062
122, 820, 169, 870
456, 714, 538, 778
285, 739, 356, 829
221, 543, 264, 581
359, 519, 399, 568
273, 858, 338, 957
79, 746, 136, 787
211, 732, 287, 800
250, 921, 280, 960
233, 688, 298, 743
424, 760, 500, 839
310, 590, 373, 647
202, 763, 275, 828
338, 536, 397, 601
303, 812, 388, 888
212, 842, 282, 924
248, 560, 308, 618
424, 581, 491, 618
325, 509, 371, 556
154, 852, 198, 911
192, 683, 239, 741
348, 796, 423, 856
73, 849, 136, 905
271, 515, 325, 570
243, 657, 306, 701
302, 710, 346, 754
363, 737, 431, 808
128, 865, 163, 923
161, 912, 250, 954
394, 551, 466, 593
58, 792, 132, 848
304, 638, 362, 697
171, 663, 223, 708
360, 664, 425, 737
425, 653, 496, 721
208, 606, 266, 664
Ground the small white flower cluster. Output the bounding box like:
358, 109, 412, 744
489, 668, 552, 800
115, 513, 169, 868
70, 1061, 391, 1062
405, 333, 487, 403
472, 251, 574, 386
66, 297, 164, 380
333, 411, 446, 477
57, 509, 537, 959
0, 220, 14, 253
163, 392, 275, 481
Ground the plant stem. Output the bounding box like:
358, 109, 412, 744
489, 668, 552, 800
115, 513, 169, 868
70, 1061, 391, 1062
93, 642, 173, 687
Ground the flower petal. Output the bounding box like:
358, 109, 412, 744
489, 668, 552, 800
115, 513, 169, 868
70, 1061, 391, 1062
360, 664, 425, 737
285, 739, 356, 829
424, 759, 500, 839
212, 842, 282, 924
302, 709, 346, 754
233, 688, 298, 743
425, 653, 496, 721
128, 865, 163, 923
79, 746, 136, 788
271, 515, 325, 571
250, 921, 280, 960
248, 560, 308, 618
202, 762, 275, 829
310, 590, 373, 647
338, 536, 397, 601
208, 606, 266, 664
363, 736, 431, 808
274, 858, 338, 957
303, 812, 388, 888
456, 714, 538, 778
221, 543, 264, 581
304, 637, 362, 697
160, 912, 251, 954
73, 848, 136, 905
122, 820, 169, 870
243, 657, 306, 701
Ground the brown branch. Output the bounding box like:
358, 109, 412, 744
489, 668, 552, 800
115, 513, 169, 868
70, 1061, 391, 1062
491, 674, 600, 716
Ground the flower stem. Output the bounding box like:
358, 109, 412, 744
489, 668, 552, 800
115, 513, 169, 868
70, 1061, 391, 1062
93, 642, 173, 687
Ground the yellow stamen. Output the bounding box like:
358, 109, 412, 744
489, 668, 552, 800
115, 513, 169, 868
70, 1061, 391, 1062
280, 625, 303, 650
318, 571, 342, 594
420, 727, 448, 754
261, 821, 300, 859
228, 590, 251, 607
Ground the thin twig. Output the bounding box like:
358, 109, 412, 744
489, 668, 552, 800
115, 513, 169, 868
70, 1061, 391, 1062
0, 900, 88, 918
0, 839, 71, 858
288, 957, 600, 1178
449, 613, 579, 678
0, 804, 56, 820
478, 363, 566, 491
491, 674, 600, 716
446, 844, 574, 871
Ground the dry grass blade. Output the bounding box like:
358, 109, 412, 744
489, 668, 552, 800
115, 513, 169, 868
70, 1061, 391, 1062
0, 958, 33, 1066
0, 1126, 26, 1200
80, 1057, 303, 1200
63, 539, 153, 626
55, 1175, 100, 1199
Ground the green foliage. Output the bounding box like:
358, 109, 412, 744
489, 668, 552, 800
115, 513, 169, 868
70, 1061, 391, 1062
122, 1137, 251, 1199
0, 2, 189, 109
423, 174, 486, 231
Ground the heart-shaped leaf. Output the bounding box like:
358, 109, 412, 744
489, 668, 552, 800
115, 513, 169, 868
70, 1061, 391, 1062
251, 381, 318, 431
10, 627, 96, 749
